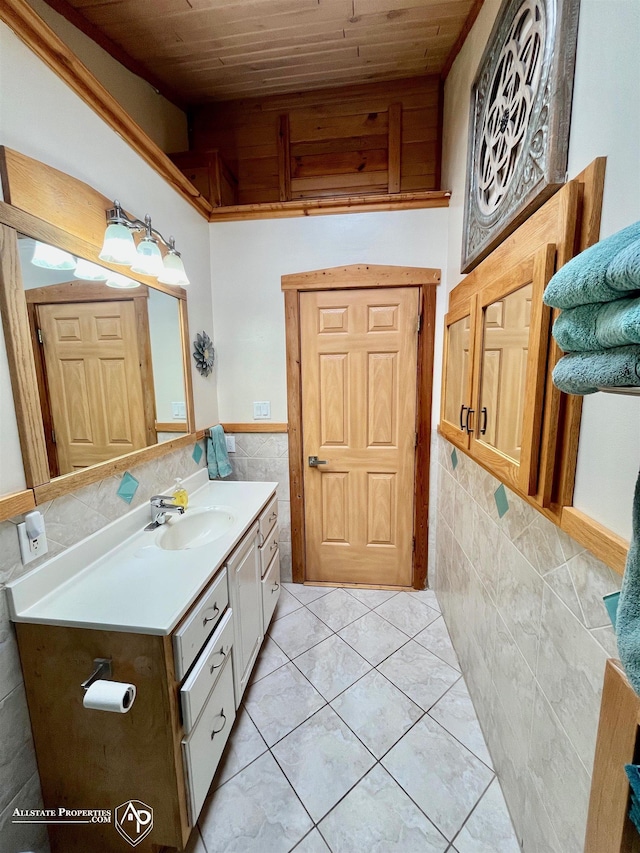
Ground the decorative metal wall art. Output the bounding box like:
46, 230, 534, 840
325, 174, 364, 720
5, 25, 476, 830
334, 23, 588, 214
461, 0, 580, 273
193, 331, 215, 377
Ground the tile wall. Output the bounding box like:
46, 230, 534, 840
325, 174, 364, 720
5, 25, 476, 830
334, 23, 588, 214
227, 432, 292, 582
0, 440, 207, 853
433, 434, 622, 853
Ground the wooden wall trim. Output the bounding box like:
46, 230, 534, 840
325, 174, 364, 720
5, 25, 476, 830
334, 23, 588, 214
0, 0, 212, 220
0, 225, 50, 488
0, 490, 36, 523
39, 0, 187, 111
561, 507, 629, 576
282, 264, 441, 291
33, 433, 199, 503
221, 423, 289, 434
155, 422, 188, 433
208, 191, 451, 222
441, 0, 487, 80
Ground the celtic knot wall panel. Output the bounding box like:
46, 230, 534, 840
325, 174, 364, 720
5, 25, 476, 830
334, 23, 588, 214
461, 0, 580, 273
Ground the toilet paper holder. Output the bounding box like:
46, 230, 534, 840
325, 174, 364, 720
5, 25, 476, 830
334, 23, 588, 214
81, 658, 112, 691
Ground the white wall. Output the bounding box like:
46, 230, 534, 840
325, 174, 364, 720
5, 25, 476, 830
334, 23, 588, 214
209, 209, 449, 424
442, 0, 640, 539
0, 20, 217, 495
26, 0, 189, 154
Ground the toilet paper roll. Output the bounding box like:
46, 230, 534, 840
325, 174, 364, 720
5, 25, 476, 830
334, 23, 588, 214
83, 680, 136, 713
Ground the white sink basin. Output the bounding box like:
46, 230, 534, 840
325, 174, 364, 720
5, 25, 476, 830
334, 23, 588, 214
156, 507, 235, 551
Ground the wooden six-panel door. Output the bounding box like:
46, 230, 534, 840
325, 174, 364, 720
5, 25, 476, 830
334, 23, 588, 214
300, 287, 419, 587
38, 300, 148, 474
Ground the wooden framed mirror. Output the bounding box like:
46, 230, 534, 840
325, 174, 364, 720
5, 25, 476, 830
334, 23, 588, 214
0, 147, 196, 509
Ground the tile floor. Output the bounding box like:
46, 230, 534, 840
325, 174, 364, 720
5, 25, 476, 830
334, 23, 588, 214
190, 584, 520, 853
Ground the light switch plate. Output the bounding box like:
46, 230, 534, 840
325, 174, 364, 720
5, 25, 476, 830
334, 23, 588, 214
225, 435, 236, 453
172, 401, 186, 419
253, 401, 271, 419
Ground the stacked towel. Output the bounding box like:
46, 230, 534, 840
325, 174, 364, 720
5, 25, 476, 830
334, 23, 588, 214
618, 472, 640, 695
545, 224, 640, 395
625, 764, 640, 834
544, 222, 640, 309
207, 425, 233, 479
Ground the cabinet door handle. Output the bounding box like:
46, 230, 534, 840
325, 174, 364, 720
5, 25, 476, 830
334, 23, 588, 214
272, 582, 280, 594
210, 709, 227, 738
202, 604, 220, 627
210, 646, 227, 673
480, 407, 488, 435
270, 540, 278, 552
268, 511, 277, 523
465, 408, 475, 434
459, 404, 468, 431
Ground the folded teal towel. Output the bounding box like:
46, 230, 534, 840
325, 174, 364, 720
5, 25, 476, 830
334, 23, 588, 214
608, 236, 640, 292
617, 471, 640, 696
552, 345, 640, 394
207, 425, 232, 479
544, 221, 640, 309
553, 297, 640, 352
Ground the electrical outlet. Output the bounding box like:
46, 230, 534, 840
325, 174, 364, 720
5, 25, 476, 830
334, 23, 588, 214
225, 435, 236, 453
17, 520, 48, 565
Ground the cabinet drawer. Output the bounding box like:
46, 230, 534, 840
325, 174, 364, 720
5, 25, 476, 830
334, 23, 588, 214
259, 524, 279, 578
262, 550, 281, 629
258, 494, 278, 545
181, 609, 234, 734
182, 654, 235, 825
173, 568, 228, 680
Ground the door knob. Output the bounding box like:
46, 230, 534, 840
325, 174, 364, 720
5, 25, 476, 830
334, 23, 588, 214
308, 455, 328, 467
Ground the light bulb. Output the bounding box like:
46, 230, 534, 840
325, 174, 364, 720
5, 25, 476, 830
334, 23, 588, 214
74, 258, 109, 281
99, 223, 137, 265
31, 241, 76, 270
105, 272, 140, 289
158, 252, 190, 286
131, 238, 164, 277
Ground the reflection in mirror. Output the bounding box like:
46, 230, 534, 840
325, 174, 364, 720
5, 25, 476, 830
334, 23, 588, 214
478, 283, 533, 462
18, 236, 188, 478
444, 314, 472, 429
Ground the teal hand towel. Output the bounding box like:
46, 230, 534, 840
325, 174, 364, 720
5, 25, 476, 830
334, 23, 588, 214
207, 425, 232, 479
617, 471, 640, 696
544, 221, 640, 309
552, 345, 640, 394
552, 297, 640, 352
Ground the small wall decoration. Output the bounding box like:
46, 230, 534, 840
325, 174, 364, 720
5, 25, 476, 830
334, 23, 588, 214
461, 0, 581, 273
193, 331, 215, 377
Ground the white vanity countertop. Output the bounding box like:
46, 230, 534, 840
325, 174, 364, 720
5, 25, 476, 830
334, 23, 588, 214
7, 470, 277, 636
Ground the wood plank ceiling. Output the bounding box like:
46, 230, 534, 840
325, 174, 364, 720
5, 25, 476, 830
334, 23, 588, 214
44, 0, 479, 104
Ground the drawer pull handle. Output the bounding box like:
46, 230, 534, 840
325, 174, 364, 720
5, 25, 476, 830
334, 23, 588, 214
270, 540, 278, 552
210, 648, 227, 673
210, 710, 227, 738
269, 511, 277, 522
203, 604, 220, 627
272, 582, 280, 594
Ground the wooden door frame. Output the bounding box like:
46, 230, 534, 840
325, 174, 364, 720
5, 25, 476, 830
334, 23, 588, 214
282, 263, 440, 589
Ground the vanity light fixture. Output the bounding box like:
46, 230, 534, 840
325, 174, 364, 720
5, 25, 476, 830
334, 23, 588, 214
73, 258, 109, 281
31, 241, 76, 271
100, 201, 189, 285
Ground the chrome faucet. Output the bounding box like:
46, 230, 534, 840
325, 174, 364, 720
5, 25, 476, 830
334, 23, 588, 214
145, 495, 185, 530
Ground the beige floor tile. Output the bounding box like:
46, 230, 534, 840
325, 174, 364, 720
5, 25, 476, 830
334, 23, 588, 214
378, 640, 460, 710
338, 611, 409, 666
269, 607, 333, 659
307, 589, 369, 631
294, 634, 371, 701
